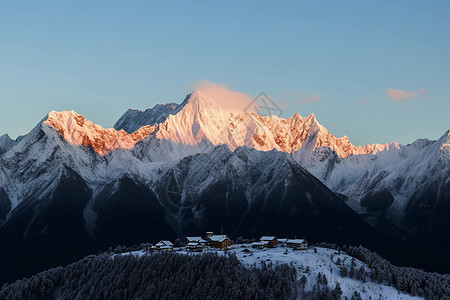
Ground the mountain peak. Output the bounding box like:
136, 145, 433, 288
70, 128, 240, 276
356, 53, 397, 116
184, 91, 220, 110
114, 101, 184, 134
185, 90, 244, 113
46, 110, 86, 129
0, 134, 14, 155
439, 129, 450, 150
186, 87, 257, 113
292, 111, 301, 118
0, 133, 12, 141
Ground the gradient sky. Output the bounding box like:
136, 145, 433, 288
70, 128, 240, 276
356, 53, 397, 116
1, 1, 449, 145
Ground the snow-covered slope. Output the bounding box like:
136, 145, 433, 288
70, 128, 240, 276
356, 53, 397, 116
0, 110, 218, 214
0, 120, 388, 283
145, 144, 384, 246
126, 246, 422, 300
110, 91, 450, 245
0, 111, 383, 244
109, 91, 448, 234
0, 119, 102, 210
295, 130, 450, 230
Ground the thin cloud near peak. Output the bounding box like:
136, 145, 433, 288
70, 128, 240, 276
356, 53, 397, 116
192, 80, 255, 111
387, 88, 427, 101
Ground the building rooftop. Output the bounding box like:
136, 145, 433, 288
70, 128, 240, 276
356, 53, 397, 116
260, 236, 276, 241
186, 237, 208, 243
208, 235, 229, 242
156, 240, 174, 247
287, 239, 307, 244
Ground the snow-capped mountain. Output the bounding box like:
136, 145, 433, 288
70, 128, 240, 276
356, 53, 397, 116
114, 91, 393, 158
297, 131, 449, 205
0, 140, 383, 283
3, 90, 433, 226
0, 89, 449, 283
44, 110, 157, 156
12, 91, 399, 161
110, 91, 449, 238
0, 104, 389, 283
295, 130, 450, 241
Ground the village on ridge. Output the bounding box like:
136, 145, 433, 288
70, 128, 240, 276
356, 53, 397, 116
146, 231, 309, 252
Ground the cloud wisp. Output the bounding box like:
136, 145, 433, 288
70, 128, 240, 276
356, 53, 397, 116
387, 88, 427, 101
193, 80, 255, 111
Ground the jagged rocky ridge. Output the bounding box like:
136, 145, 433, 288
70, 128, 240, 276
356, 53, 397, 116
114, 91, 396, 158
114, 101, 183, 134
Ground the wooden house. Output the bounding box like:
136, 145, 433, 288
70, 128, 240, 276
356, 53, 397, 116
186, 242, 204, 252
186, 236, 208, 246
260, 236, 278, 247
186, 237, 208, 252
155, 240, 174, 251
286, 239, 308, 250
206, 235, 232, 249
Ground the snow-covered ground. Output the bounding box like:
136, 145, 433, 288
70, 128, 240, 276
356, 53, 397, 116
121, 245, 423, 300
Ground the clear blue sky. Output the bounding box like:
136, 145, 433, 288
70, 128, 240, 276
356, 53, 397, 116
1, 1, 449, 145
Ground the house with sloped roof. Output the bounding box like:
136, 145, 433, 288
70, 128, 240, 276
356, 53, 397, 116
186, 242, 204, 252
186, 236, 209, 246
206, 234, 232, 249
286, 239, 308, 250
155, 240, 174, 251
260, 236, 278, 247
252, 241, 268, 249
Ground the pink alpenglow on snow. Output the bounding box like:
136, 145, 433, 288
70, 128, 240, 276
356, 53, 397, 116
43, 111, 156, 156
43, 93, 400, 159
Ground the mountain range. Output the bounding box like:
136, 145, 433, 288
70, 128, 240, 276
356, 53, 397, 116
0, 91, 448, 283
